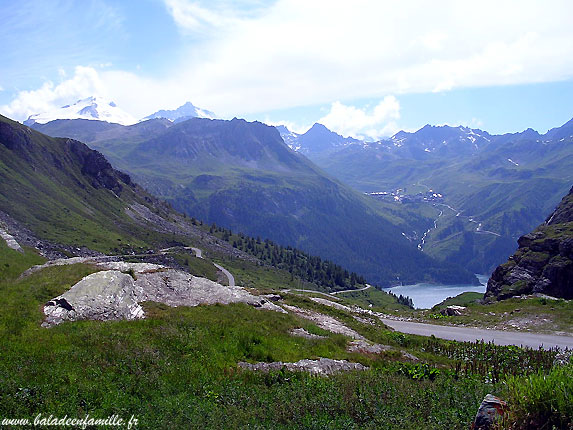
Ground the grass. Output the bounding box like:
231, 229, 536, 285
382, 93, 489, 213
335, 287, 413, 313
432, 292, 484, 309
218, 258, 305, 291
1, 246, 572, 428
168, 251, 219, 281
0, 242, 45, 282
0, 246, 504, 429
504, 362, 573, 429
420, 294, 573, 334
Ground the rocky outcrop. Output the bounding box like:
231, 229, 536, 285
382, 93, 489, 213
43, 271, 144, 327
486, 186, 573, 300
441, 305, 467, 316
0, 223, 23, 252
43, 262, 285, 327
282, 304, 365, 339
289, 328, 326, 339
68, 138, 131, 193
238, 358, 367, 375
347, 339, 391, 354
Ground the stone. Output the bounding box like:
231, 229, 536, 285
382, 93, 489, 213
472, 394, 507, 430
282, 304, 365, 339
290, 328, 326, 339
440, 305, 466, 316
401, 352, 419, 361
43, 271, 144, 327
43, 264, 287, 327
347, 339, 391, 354
238, 357, 368, 375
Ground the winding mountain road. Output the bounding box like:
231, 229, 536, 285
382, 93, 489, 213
213, 263, 235, 287
331, 284, 372, 295
380, 318, 573, 349
190, 247, 235, 287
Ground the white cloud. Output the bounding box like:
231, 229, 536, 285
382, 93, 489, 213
163, 0, 268, 34
317, 97, 401, 140
3, 0, 573, 124
0, 66, 108, 120
0, 66, 208, 121
262, 117, 309, 135
161, 0, 573, 116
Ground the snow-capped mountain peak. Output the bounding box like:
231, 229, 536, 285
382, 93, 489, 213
141, 101, 216, 123
24, 96, 136, 126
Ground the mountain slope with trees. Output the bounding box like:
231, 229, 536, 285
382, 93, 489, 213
31, 116, 477, 286
282, 119, 573, 274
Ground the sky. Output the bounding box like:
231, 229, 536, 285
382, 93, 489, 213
1, 0, 573, 140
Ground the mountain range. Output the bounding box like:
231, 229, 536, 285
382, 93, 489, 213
23, 98, 573, 281
29, 116, 478, 286
141, 101, 216, 122
278, 120, 573, 274
0, 113, 376, 295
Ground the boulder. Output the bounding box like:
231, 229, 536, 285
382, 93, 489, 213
440, 305, 466, 316
472, 394, 507, 430
43, 270, 144, 327
347, 339, 391, 354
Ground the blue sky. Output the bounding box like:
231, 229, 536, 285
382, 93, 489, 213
2, 0, 573, 139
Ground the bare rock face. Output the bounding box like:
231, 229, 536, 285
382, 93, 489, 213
486, 186, 573, 301
238, 358, 368, 375
0, 224, 23, 252
282, 304, 365, 339
289, 328, 327, 339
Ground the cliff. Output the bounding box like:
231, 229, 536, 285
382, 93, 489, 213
485, 186, 573, 300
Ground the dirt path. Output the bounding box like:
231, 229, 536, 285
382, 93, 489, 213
213, 262, 235, 287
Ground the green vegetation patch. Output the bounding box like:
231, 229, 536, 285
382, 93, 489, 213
433, 292, 484, 310
0, 242, 45, 282
336, 287, 413, 313
505, 362, 573, 429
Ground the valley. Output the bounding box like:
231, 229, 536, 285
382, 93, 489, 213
0, 111, 571, 429
32, 116, 477, 286
280, 120, 573, 275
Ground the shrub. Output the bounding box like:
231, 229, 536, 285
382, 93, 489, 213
504, 362, 573, 429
